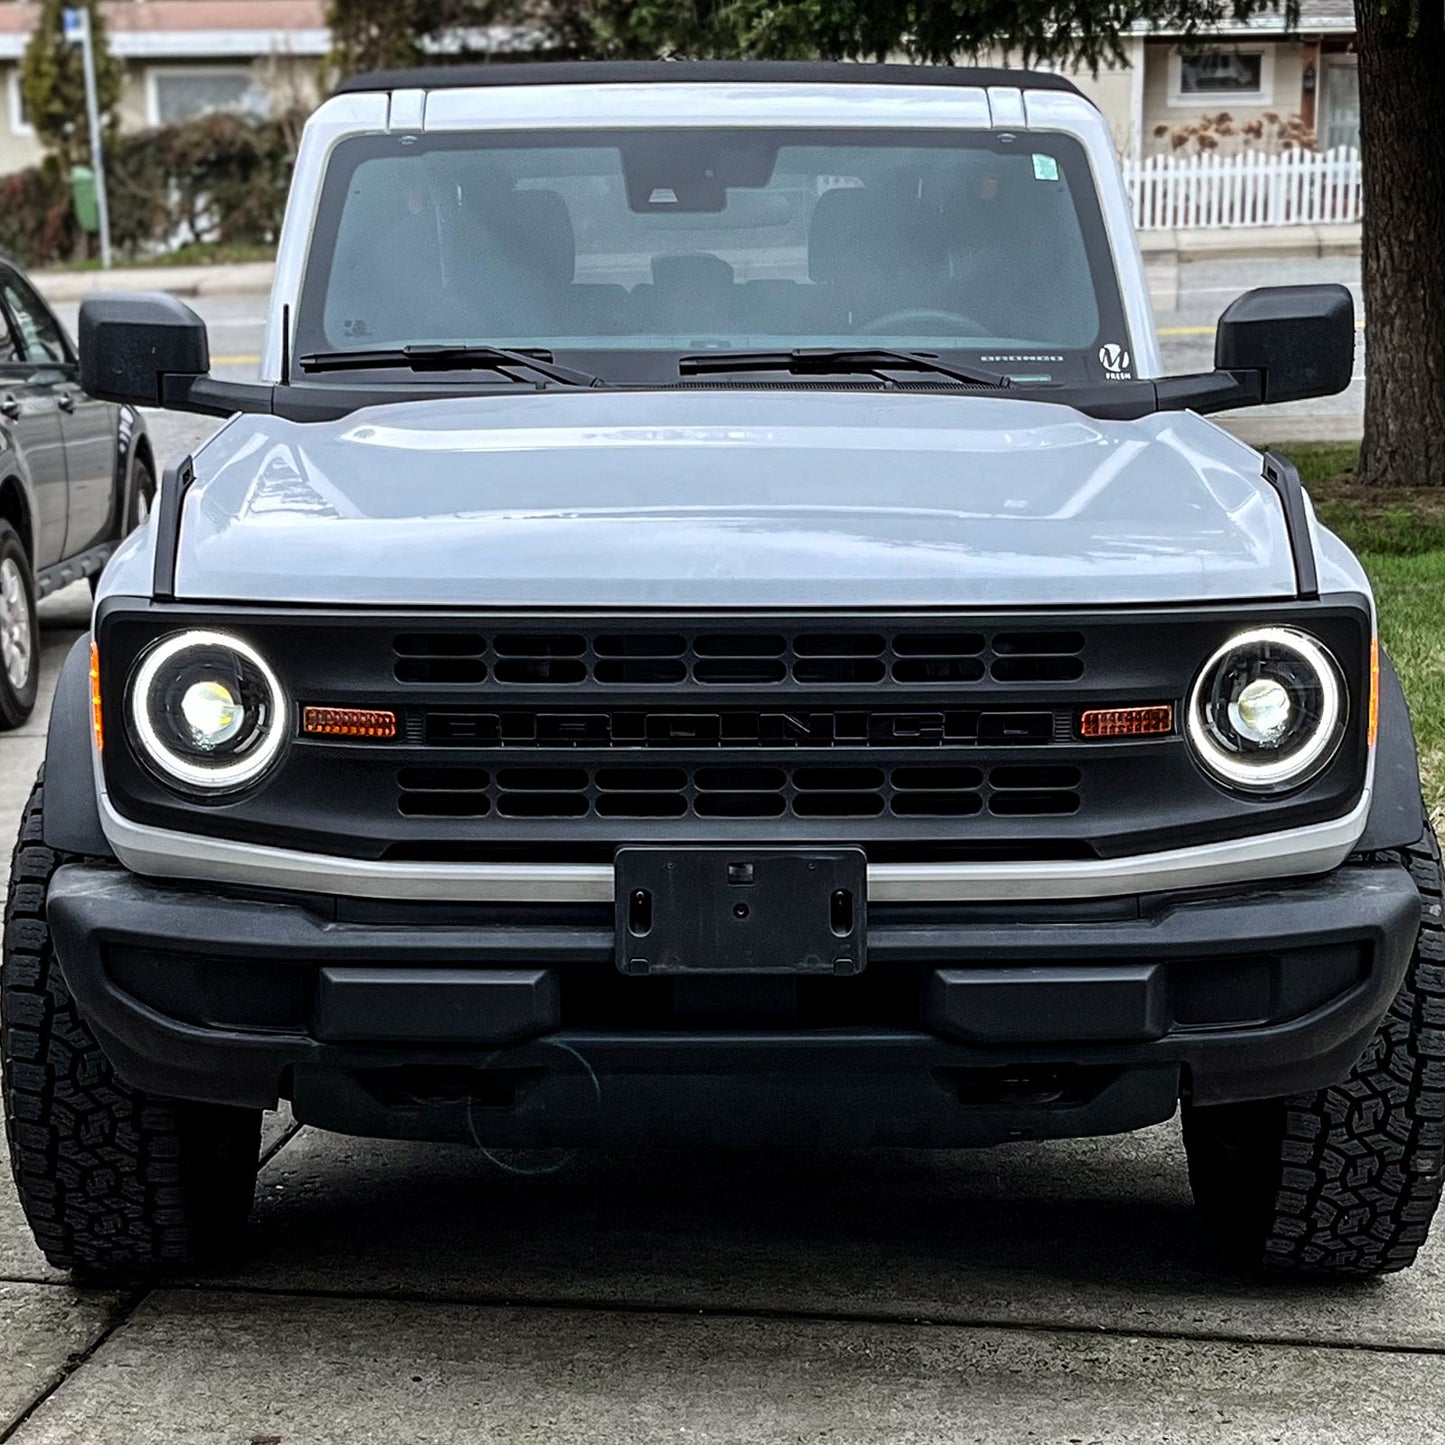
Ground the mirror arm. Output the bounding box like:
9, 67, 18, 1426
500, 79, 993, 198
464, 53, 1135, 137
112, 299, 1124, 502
1152, 369, 1263, 415
159, 373, 276, 417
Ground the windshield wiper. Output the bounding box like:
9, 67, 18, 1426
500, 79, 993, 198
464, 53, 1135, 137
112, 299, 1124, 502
678, 348, 1014, 389
297, 344, 599, 387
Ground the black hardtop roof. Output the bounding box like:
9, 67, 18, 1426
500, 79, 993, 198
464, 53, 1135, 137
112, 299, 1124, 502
334, 60, 1083, 100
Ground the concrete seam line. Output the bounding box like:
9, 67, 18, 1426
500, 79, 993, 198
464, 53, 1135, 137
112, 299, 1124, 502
163, 1281, 1445, 1361
0, 1289, 150, 1444
258, 1118, 304, 1171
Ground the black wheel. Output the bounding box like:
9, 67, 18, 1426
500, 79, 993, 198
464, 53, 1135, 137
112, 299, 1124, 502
2, 769, 262, 1276
1183, 815, 1445, 1277
0, 519, 38, 731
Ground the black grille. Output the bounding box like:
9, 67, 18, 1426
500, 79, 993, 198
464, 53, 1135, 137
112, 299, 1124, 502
96, 603, 1373, 864
397, 762, 1082, 822
393, 627, 1084, 689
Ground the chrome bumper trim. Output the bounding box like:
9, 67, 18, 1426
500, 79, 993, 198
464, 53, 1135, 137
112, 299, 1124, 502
99, 791, 1371, 904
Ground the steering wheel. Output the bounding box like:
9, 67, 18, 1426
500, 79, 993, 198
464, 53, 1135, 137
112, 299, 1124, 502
858, 308, 992, 338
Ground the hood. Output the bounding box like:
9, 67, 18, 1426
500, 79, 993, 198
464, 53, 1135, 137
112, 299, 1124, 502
173, 390, 1294, 609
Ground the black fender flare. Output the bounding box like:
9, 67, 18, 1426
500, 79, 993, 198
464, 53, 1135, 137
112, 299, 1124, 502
0, 446, 39, 558
42, 636, 111, 858
1356, 647, 1426, 854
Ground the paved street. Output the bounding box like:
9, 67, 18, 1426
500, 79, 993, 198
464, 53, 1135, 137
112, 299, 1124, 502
0, 250, 1396, 1442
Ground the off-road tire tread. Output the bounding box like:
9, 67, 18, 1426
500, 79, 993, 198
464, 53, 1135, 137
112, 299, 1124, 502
2, 768, 261, 1274
1185, 814, 1445, 1277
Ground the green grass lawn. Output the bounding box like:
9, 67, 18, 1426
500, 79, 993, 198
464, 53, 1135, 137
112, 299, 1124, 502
1271, 442, 1445, 817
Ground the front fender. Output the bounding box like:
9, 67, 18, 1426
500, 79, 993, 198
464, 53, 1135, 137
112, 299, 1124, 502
42, 636, 111, 858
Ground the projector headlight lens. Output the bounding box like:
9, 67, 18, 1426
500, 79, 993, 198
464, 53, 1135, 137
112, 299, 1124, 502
1188, 627, 1345, 793
129, 631, 286, 791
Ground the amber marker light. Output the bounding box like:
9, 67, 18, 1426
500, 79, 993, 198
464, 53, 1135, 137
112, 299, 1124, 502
1369, 635, 1380, 748
1079, 704, 1174, 739
89, 642, 103, 752
302, 706, 398, 739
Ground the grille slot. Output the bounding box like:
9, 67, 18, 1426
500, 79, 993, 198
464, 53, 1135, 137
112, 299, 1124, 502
394, 762, 1081, 821
391, 627, 1088, 689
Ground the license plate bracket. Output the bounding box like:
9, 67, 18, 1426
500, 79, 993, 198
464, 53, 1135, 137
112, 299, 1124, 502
615, 847, 867, 977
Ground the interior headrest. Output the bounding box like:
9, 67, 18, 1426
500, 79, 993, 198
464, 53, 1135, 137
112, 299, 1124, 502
488, 188, 577, 285
651, 253, 736, 291
808, 184, 951, 285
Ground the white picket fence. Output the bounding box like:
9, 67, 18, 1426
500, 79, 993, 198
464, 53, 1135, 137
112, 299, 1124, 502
1122, 147, 1363, 230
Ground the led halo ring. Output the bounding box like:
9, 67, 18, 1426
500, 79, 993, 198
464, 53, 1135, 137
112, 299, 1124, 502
128, 629, 288, 791
1186, 626, 1346, 793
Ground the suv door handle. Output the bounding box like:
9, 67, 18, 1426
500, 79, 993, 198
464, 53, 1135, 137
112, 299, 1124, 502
56, 390, 76, 414
0, 395, 19, 422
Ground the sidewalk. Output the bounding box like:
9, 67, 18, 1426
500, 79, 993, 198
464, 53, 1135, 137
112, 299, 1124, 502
32, 259, 275, 304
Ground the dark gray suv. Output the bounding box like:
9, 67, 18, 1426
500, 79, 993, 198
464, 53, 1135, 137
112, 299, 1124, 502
0, 254, 154, 727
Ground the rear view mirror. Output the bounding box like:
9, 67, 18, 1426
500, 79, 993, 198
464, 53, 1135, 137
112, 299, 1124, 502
79, 293, 211, 408
1214, 284, 1354, 405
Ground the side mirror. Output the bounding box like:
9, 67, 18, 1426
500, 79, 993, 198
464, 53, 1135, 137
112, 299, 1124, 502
78, 293, 211, 407
1214, 284, 1354, 405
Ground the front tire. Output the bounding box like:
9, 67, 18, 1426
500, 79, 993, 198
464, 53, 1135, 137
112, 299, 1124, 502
0, 520, 38, 731
2, 769, 262, 1276
1183, 817, 1445, 1276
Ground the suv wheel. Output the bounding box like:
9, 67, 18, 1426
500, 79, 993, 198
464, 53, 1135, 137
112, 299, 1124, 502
1184, 815, 1445, 1276
2, 769, 262, 1276
0, 520, 38, 730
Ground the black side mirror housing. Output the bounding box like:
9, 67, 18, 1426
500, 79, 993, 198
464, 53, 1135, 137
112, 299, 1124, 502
79, 293, 212, 407
1214, 283, 1354, 405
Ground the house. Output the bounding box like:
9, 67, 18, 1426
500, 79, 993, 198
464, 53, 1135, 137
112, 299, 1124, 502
1061, 0, 1361, 160
0, 0, 327, 176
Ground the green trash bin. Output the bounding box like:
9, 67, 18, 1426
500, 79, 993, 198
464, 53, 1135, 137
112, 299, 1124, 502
70, 165, 99, 234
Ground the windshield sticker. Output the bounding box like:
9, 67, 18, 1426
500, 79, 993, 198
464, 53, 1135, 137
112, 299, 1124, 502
1032, 153, 1060, 182
1098, 343, 1133, 380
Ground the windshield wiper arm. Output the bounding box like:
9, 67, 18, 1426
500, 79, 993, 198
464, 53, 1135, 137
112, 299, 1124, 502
297, 345, 599, 387
678, 348, 1013, 389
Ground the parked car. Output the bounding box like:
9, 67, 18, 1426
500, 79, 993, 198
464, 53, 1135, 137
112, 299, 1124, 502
0, 254, 154, 728
5, 62, 1439, 1282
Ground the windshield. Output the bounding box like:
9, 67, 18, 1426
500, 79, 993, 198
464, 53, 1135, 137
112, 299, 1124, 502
297, 127, 1132, 385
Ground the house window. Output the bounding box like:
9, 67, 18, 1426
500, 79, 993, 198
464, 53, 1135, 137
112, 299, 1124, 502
7, 71, 34, 137
148, 68, 268, 126
1168, 46, 1274, 106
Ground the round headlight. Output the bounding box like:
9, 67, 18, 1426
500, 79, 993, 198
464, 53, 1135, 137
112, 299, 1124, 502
128, 631, 286, 791
1187, 627, 1346, 793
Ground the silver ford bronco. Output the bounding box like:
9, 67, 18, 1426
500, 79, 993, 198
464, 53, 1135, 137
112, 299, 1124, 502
6, 62, 1440, 1280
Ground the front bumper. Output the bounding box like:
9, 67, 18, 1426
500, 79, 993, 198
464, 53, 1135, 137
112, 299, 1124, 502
47, 860, 1421, 1148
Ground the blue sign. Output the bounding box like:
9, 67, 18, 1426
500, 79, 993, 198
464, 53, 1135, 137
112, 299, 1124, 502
62, 8, 87, 43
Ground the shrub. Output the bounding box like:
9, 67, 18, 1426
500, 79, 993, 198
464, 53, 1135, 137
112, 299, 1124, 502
0, 110, 301, 268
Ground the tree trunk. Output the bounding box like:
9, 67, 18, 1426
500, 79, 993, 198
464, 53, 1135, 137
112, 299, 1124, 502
1355, 0, 1445, 485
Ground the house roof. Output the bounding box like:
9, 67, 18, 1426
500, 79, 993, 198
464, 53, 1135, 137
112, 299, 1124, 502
1142, 0, 1356, 35
0, 2, 330, 61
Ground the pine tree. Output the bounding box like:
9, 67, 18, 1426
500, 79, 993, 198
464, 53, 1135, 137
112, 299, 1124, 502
19, 0, 123, 172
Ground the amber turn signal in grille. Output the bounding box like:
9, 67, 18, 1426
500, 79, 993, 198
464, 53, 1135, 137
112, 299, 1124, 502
303, 706, 397, 739
1079, 704, 1174, 739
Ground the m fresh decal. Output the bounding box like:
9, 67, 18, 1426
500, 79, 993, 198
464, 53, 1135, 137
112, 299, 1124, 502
1098, 342, 1133, 380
